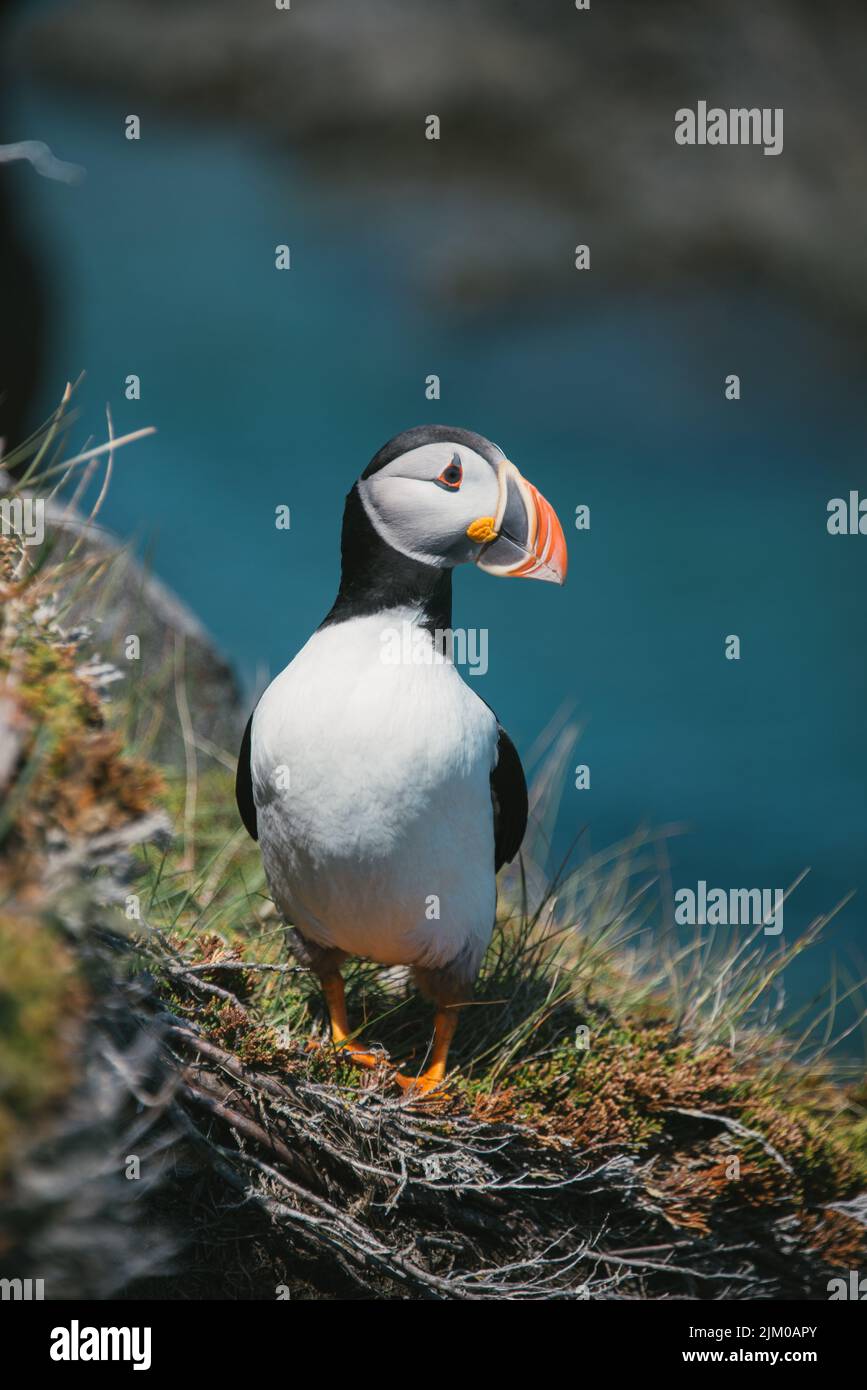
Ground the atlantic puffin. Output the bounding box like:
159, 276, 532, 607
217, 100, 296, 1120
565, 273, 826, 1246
236, 425, 567, 1094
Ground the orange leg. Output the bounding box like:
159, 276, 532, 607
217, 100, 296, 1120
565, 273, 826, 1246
321, 972, 382, 1069
396, 1007, 459, 1096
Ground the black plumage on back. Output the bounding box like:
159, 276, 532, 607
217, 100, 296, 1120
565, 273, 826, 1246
490, 724, 527, 872
235, 711, 258, 841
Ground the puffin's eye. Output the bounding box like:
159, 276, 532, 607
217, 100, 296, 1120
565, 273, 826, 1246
435, 455, 463, 491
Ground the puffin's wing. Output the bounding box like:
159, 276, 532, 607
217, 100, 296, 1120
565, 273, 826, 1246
235, 711, 258, 841
491, 723, 528, 872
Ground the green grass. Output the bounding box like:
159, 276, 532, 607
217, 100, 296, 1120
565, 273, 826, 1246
128, 745, 867, 1218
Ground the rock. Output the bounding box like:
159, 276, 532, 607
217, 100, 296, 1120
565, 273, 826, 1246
0, 471, 243, 767
9, 0, 867, 332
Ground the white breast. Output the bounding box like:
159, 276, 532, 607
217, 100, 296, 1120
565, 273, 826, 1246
250, 609, 499, 971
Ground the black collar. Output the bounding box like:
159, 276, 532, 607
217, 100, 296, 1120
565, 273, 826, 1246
319, 484, 453, 634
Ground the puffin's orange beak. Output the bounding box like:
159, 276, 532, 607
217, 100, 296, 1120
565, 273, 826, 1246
473, 461, 568, 585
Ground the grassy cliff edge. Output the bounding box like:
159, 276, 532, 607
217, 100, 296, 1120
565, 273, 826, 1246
1, 485, 865, 1300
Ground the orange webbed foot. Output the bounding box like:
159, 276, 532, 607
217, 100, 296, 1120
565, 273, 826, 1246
320, 972, 388, 1071
395, 1069, 451, 1102
337, 1041, 387, 1071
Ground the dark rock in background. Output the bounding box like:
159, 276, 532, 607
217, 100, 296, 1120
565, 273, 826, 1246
0, 0, 49, 458
9, 0, 867, 334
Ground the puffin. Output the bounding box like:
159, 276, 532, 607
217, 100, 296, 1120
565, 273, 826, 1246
236, 425, 567, 1094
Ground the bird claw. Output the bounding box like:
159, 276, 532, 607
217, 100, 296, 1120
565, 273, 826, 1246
306, 1037, 387, 1071
395, 1071, 451, 1102
339, 1045, 387, 1070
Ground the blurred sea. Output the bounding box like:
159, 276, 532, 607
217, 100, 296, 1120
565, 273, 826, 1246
8, 80, 867, 1049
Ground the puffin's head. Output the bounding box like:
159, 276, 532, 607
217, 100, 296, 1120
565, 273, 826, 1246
356, 425, 567, 585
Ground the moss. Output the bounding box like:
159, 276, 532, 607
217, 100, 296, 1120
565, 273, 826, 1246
205, 999, 293, 1070
800, 1209, 867, 1271
0, 531, 162, 1176
0, 911, 86, 1175
4, 623, 163, 860
458, 1014, 866, 1240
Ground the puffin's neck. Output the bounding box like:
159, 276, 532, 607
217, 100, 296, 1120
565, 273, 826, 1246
319, 484, 453, 634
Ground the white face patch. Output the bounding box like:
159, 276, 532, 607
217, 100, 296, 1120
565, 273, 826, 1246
357, 441, 502, 567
